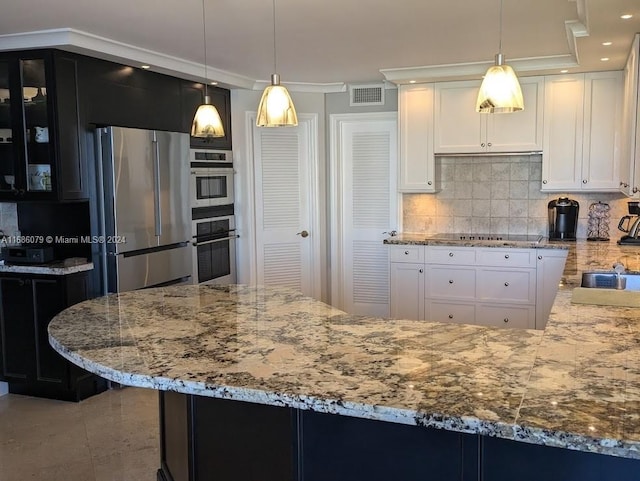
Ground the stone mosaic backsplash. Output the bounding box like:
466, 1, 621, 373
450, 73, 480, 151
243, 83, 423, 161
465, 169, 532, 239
403, 155, 630, 239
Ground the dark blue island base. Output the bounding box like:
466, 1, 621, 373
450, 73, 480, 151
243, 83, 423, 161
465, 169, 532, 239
156, 391, 640, 481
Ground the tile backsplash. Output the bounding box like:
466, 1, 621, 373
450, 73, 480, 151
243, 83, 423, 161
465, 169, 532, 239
403, 155, 630, 239
0, 203, 18, 236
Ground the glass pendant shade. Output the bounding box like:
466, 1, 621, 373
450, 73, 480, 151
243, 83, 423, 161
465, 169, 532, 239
191, 95, 225, 138
256, 74, 298, 127
476, 56, 524, 113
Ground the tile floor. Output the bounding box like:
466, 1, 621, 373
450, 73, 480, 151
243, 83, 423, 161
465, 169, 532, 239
0, 387, 159, 481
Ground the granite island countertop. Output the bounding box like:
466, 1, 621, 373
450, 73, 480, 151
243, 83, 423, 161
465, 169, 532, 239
48, 239, 640, 460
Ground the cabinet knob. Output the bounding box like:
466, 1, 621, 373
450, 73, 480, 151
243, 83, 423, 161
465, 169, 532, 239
503, 318, 509, 323
17, 279, 25, 287
582, 179, 588, 184
634, 187, 639, 194
448, 279, 454, 284
419, 269, 424, 273
487, 142, 492, 147
448, 314, 454, 319
542, 180, 548, 184
504, 254, 509, 259
480, 143, 485, 147
448, 252, 454, 257
504, 282, 510, 287
404, 250, 409, 255
427, 181, 432, 186
538, 255, 542, 260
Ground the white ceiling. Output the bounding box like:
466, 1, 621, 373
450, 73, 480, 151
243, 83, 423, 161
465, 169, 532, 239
0, 0, 639, 90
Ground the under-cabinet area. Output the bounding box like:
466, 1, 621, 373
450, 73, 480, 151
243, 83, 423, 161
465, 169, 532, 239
389, 244, 568, 329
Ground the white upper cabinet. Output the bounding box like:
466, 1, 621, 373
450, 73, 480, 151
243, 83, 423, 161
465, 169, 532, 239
398, 84, 438, 192
541, 71, 622, 192
433, 77, 544, 154
620, 34, 640, 196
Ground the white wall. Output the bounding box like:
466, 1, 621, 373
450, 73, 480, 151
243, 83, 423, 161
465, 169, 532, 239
230, 89, 329, 300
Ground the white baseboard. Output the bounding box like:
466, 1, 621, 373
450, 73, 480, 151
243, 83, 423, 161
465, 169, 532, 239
0, 381, 8, 397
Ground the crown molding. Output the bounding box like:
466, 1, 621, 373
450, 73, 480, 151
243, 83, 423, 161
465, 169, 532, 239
380, 55, 579, 84
0, 28, 348, 93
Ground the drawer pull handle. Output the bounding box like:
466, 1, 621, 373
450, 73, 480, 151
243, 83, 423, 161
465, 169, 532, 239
448, 314, 453, 319
503, 318, 509, 323
504, 254, 509, 259
538, 255, 542, 260
448, 252, 454, 257
404, 250, 409, 255
419, 269, 424, 273
504, 282, 509, 287
448, 280, 454, 284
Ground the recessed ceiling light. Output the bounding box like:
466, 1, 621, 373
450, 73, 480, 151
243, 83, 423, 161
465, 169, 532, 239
409, 80, 416, 84
601, 57, 610, 61
561, 69, 569, 73
141, 65, 151, 69
621, 14, 633, 19
602, 41, 613, 46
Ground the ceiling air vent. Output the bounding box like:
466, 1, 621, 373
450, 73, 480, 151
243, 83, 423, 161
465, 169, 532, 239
349, 83, 385, 107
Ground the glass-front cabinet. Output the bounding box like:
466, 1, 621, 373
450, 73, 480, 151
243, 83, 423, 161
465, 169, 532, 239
0, 51, 84, 201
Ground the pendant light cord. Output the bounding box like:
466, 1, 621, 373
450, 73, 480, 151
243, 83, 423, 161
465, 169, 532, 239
498, 0, 503, 54
201, 0, 209, 98
272, 0, 277, 74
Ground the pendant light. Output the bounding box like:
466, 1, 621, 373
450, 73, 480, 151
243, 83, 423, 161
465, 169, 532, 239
191, 0, 225, 138
476, 0, 524, 113
256, 0, 298, 127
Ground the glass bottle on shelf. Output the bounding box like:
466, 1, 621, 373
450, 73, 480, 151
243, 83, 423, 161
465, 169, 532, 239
0, 61, 16, 193
21, 58, 52, 193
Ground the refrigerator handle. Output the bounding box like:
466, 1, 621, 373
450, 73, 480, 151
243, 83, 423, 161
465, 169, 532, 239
152, 133, 162, 237
95, 128, 109, 296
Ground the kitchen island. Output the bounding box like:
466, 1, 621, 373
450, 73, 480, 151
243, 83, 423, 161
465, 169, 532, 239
48, 240, 640, 480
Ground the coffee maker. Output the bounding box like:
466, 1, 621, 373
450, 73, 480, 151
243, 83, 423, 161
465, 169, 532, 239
548, 197, 579, 240
618, 201, 640, 245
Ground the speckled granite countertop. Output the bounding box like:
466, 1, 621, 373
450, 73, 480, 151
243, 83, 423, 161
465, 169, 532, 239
383, 232, 567, 249
0, 259, 93, 275
48, 240, 640, 459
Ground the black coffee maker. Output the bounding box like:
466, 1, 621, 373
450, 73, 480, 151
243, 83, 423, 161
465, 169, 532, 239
548, 197, 579, 240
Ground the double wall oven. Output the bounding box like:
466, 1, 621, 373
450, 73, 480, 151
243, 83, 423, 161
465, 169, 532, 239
190, 149, 237, 284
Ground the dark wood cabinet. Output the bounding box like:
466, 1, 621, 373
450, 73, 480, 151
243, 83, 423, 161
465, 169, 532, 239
0, 271, 107, 401
0, 51, 87, 201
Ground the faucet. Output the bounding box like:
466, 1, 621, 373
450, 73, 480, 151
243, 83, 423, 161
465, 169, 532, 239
613, 262, 627, 289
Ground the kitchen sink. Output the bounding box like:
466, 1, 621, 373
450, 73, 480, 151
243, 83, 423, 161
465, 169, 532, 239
580, 271, 640, 290
572, 271, 640, 307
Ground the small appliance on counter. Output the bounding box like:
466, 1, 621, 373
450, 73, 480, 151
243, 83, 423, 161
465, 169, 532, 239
617, 201, 640, 245
586, 201, 610, 241
548, 197, 579, 241
1, 245, 55, 264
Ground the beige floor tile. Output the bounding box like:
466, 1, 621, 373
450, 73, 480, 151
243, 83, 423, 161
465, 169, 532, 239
0, 387, 159, 481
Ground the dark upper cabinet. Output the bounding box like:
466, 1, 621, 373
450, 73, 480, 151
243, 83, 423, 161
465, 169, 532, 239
181, 81, 232, 150
0, 51, 87, 201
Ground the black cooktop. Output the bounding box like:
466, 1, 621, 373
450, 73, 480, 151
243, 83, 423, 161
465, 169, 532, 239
425, 233, 544, 243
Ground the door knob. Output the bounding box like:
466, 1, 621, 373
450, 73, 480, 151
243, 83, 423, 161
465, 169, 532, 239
296, 230, 309, 238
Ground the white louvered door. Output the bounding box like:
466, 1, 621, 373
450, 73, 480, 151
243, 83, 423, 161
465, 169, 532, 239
253, 118, 319, 297
331, 113, 398, 317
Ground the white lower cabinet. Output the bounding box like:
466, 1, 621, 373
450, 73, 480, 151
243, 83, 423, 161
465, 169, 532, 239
390, 262, 424, 320
388, 244, 567, 329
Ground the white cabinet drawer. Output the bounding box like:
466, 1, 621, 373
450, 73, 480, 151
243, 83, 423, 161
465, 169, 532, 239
477, 248, 536, 267
427, 266, 476, 300
477, 268, 536, 303
426, 246, 476, 265
389, 245, 425, 263
426, 300, 475, 325
476, 304, 536, 329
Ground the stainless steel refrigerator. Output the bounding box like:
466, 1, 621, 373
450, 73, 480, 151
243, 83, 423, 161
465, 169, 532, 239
95, 126, 192, 293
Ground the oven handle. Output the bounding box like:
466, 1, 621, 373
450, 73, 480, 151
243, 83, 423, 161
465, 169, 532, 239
192, 228, 236, 240
192, 234, 239, 246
